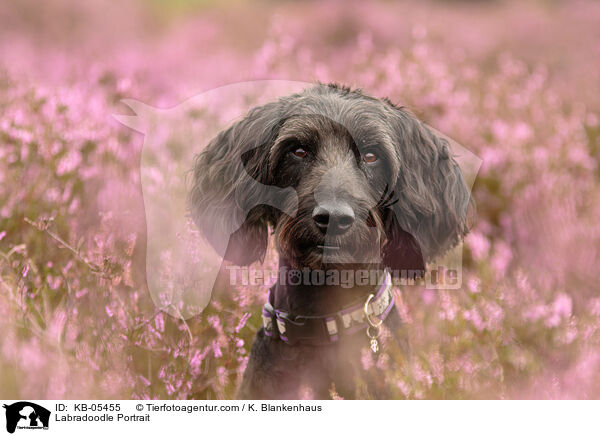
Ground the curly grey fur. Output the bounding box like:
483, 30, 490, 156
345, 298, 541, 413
189, 83, 470, 268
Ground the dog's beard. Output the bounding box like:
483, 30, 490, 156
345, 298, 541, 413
274, 208, 387, 270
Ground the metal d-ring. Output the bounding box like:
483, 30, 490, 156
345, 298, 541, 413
366, 325, 380, 339
364, 293, 383, 328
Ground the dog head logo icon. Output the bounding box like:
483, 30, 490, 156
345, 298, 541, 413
3, 402, 50, 434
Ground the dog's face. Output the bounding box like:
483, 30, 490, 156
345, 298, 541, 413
190, 84, 471, 275
269, 114, 395, 269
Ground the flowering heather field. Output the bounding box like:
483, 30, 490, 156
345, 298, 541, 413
1, 0, 600, 399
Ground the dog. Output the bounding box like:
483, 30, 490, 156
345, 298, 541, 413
189, 84, 471, 399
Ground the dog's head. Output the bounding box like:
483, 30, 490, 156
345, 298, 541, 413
189, 84, 471, 275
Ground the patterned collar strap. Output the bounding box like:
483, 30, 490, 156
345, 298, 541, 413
261, 271, 394, 346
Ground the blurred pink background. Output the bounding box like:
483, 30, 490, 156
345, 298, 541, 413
1, 0, 599, 399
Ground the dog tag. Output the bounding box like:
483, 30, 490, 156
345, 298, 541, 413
364, 294, 383, 355
370, 338, 380, 354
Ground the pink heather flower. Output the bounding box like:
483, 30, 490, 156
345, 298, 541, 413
375, 353, 390, 371
75, 289, 88, 298
361, 348, 374, 370
207, 315, 221, 330
544, 294, 573, 328
588, 298, 600, 317
394, 292, 413, 324
467, 278, 481, 293
56, 150, 82, 175
523, 304, 549, 322
560, 323, 578, 345
466, 231, 490, 261
211, 340, 222, 358
421, 289, 435, 305
235, 312, 251, 333
553, 293, 573, 319
428, 351, 445, 384
164, 382, 175, 396
439, 292, 458, 321
491, 242, 513, 277
483, 301, 504, 330
412, 361, 433, 388
47, 275, 62, 290
0, 231, 6, 241
464, 308, 485, 332
514, 122, 533, 142
396, 380, 411, 397
491, 119, 509, 141
139, 375, 151, 387
299, 384, 315, 400
189, 351, 202, 372
217, 366, 227, 387
155, 312, 165, 333
330, 388, 344, 400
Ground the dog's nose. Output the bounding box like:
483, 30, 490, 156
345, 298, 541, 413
312, 202, 355, 235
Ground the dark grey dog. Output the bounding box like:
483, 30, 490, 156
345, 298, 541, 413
190, 84, 470, 399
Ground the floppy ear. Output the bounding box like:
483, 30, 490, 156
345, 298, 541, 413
188, 101, 284, 265
384, 108, 471, 271
382, 209, 426, 278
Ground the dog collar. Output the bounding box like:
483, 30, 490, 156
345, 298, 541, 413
261, 270, 394, 346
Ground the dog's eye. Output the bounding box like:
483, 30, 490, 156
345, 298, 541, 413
293, 148, 307, 158
363, 152, 378, 163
